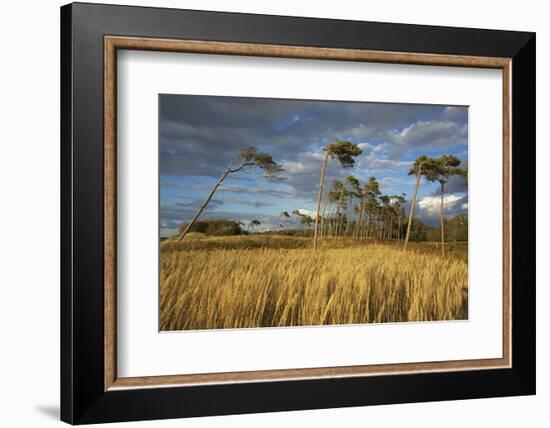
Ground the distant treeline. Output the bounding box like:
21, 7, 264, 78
173, 145, 466, 256
175, 215, 467, 242
410, 214, 468, 242
178, 219, 244, 236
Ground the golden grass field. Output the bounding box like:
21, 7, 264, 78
160, 236, 468, 331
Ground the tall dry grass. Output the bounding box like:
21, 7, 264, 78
160, 238, 468, 331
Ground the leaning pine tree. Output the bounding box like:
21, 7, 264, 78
430, 154, 467, 256
313, 140, 362, 249
178, 146, 284, 240
403, 155, 438, 251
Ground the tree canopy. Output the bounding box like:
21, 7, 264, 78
229, 146, 285, 181
324, 140, 363, 168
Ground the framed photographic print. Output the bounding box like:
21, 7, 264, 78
60, 2, 535, 424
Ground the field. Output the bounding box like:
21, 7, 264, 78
160, 236, 468, 331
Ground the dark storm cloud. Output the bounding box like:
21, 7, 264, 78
232, 200, 275, 208
174, 198, 224, 209
162, 182, 294, 199
431, 174, 468, 195
159, 94, 468, 232
160, 94, 468, 183
219, 184, 293, 199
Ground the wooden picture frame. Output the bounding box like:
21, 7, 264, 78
61, 2, 535, 424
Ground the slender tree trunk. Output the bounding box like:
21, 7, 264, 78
335, 189, 344, 237
313, 153, 329, 249
370, 214, 376, 240
398, 214, 402, 240
330, 212, 334, 237
357, 200, 368, 238
336, 189, 344, 236
403, 172, 422, 250
335, 189, 345, 237
440, 181, 445, 256
347, 195, 353, 237
178, 167, 230, 240
376, 214, 380, 239
320, 192, 329, 239
356, 199, 366, 238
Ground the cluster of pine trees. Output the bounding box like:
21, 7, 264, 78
177, 142, 467, 256
310, 141, 467, 255
308, 175, 407, 241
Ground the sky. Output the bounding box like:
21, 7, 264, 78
159, 94, 468, 236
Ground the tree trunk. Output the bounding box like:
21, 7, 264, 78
398, 214, 402, 240
335, 207, 340, 237
335, 189, 345, 237
313, 152, 329, 249
373, 213, 379, 242
346, 195, 353, 237
353, 198, 365, 238
319, 192, 329, 239
440, 181, 445, 256
403, 172, 422, 250
178, 167, 230, 240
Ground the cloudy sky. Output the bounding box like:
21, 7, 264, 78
159, 94, 468, 236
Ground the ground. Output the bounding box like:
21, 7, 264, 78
160, 235, 468, 331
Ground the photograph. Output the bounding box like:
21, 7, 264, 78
159, 95, 469, 331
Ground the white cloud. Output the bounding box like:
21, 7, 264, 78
380, 120, 468, 158
357, 142, 390, 154
357, 142, 374, 151
282, 152, 324, 174
356, 155, 411, 173
296, 208, 317, 219
417, 193, 466, 219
